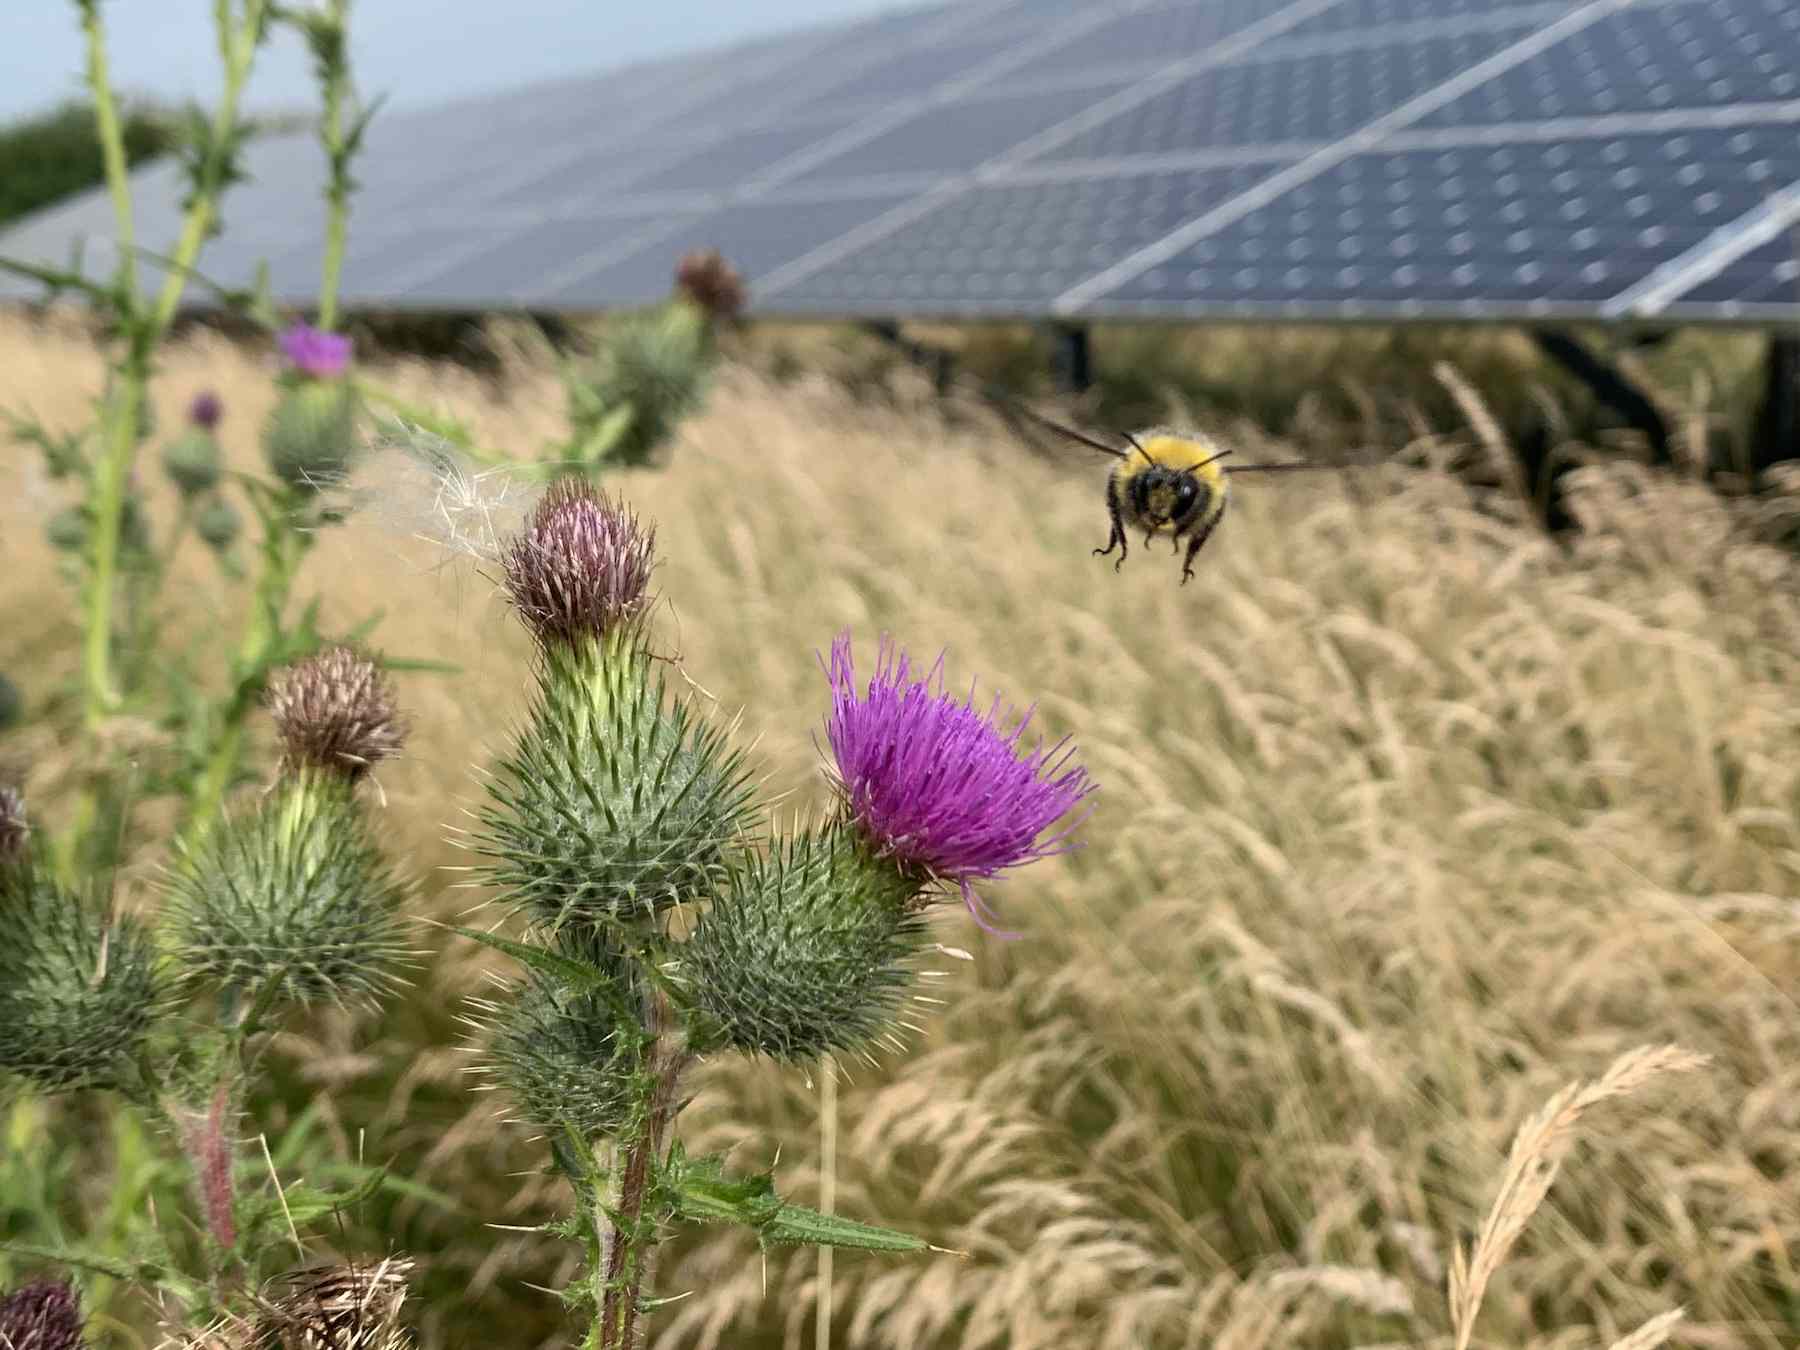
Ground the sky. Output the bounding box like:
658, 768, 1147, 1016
0, 1, 917, 123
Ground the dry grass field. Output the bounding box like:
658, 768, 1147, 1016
1, 310, 1797, 1350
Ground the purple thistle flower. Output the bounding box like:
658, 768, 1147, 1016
188, 390, 223, 430
278, 321, 353, 379
820, 631, 1095, 938
0, 1276, 86, 1350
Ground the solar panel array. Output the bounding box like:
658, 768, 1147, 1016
2, 0, 1797, 322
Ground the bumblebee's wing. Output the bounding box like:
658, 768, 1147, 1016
979, 388, 1131, 461
1224, 462, 1335, 474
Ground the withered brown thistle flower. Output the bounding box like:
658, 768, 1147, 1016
265, 647, 407, 782
500, 479, 657, 647
674, 248, 745, 320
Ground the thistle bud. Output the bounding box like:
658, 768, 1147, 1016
674, 249, 745, 321
263, 381, 359, 495
680, 826, 927, 1062
480, 954, 641, 1141
195, 495, 241, 551
265, 646, 407, 783
190, 390, 224, 431
0, 873, 161, 1093
501, 480, 655, 647
478, 487, 753, 930
0, 1276, 87, 1350
562, 307, 710, 470
166, 653, 412, 1009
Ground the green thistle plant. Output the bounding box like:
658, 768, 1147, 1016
457, 474, 1095, 1348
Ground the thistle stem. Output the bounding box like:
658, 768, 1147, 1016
314, 0, 352, 331
79, 0, 136, 302
147, 0, 266, 338
596, 993, 690, 1350
182, 517, 305, 846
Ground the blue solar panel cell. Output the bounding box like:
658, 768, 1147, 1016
1414, 0, 1800, 126
794, 83, 1134, 183
789, 30, 1033, 112
392, 213, 688, 303
1005, 1, 1283, 79
1094, 125, 1800, 312
626, 123, 845, 193
1030, 25, 1533, 160
1666, 229, 1800, 310
1283, 0, 1578, 39
512, 191, 917, 306
768, 161, 1298, 313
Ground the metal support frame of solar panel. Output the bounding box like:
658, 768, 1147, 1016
1, 0, 1797, 327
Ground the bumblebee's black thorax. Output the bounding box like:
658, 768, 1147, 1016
1116, 462, 1208, 533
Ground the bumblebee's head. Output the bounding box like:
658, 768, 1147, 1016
1127, 463, 1209, 531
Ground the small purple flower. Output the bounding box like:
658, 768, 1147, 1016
188, 390, 223, 430
278, 321, 352, 379
0, 1276, 86, 1350
820, 631, 1095, 937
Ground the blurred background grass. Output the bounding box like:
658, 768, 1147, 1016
1, 309, 1797, 1348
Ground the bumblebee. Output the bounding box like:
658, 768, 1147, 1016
1013, 408, 1330, 585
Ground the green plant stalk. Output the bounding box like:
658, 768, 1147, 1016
77, 0, 265, 732
79, 0, 137, 306
181, 520, 306, 846
315, 0, 351, 331
146, 0, 266, 339
593, 992, 690, 1350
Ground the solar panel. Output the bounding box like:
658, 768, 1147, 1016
0, 0, 1796, 324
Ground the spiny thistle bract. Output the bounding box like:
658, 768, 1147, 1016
263, 381, 359, 496
0, 1275, 88, 1350
476, 481, 754, 929
165, 647, 412, 1009
164, 776, 412, 1008
819, 630, 1097, 936
678, 824, 930, 1063
195, 495, 241, 552
0, 871, 161, 1093
475, 952, 644, 1143
476, 634, 755, 930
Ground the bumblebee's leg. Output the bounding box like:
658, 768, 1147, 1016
1093, 477, 1127, 571
1179, 517, 1220, 585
